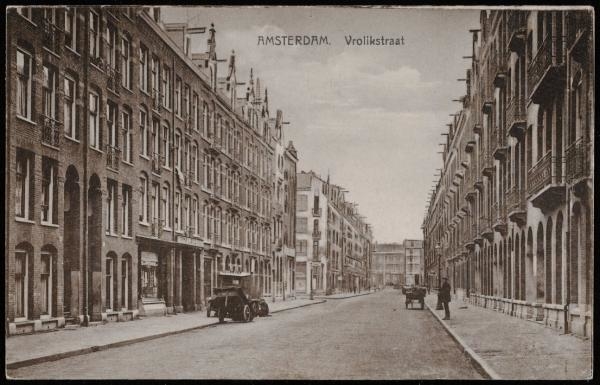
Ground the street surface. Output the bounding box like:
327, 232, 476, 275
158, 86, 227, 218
9, 290, 483, 379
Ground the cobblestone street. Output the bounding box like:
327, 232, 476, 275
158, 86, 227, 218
8, 290, 482, 379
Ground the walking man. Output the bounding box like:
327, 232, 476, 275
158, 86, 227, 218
440, 276, 451, 320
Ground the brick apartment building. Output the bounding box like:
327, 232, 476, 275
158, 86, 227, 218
5, 6, 297, 335
295, 171, 373, 295
423, 10, 593, 337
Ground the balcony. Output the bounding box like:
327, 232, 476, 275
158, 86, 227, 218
566, 11, 591, 57
473, 123, 482, 135
506, 186, 527, 226
492, 126, 509, 161
507, 11, 527, 53
565, 137, 591, 193
151, 153, 163, 175
312, 207, 322, 217
106, 65, 121, 93
208, 139, 222, 155
528, 152, 566, 212
184, 171, 193, 188
481, 79, 494, 115
185, 226, 195, 238
492, 201, 507, 235
152, 89, 162, 112
465, 187, 477, 202
312, 230, 322, 239
465, 140, 475, 153
480, 217, 493, 242
90, 55, 104, 69
481, 152, 495, 178
42, 19, 62, 55
41, 116, 61, 148
151, 220, 164, 237
183, 114, 193, 135
528, 36, 565, 104
490, 50, 507, 88
506, 95, 527, 139
472, 223, 483, 246
106, 144, 121, 170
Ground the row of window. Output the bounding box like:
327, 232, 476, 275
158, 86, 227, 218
14, 247, 56, 320
16, 149, 59, 225
14, 8, 275, 178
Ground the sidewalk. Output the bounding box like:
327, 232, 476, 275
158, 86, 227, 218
6, 298, 325, 369
424, 294, 592, 380
314, 290, 375, 299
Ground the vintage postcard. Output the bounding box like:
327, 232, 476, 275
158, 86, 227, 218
4, 5, 593, 380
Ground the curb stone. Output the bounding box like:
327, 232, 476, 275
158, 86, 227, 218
7, 299, 327, 370
425, 302, 501, 380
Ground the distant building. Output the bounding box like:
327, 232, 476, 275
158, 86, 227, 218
403, 239, 424, 286
372, 243, 405, 287
295, 171, 373, 295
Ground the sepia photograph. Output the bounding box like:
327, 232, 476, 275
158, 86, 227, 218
4, 4, 594, 380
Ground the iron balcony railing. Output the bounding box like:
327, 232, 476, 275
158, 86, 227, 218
312, 207, 322, 217
42, 19, 62, 54
106, 64, 121, 92
566, 11, 591, 49
151, 152, 163, 175
151, 219, 164, 237
565, 137, 591, 184
152, 88, 162, 111
106, 144, 121, 170
506, 185, 526, 214
527, 152, 563, 196
507, 11, 527, 52
41, 115, 61, 147
506, 95, 527, 137
528, 36, 563, 99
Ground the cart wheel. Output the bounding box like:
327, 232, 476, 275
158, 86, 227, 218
242, 304, 252, 322
217, 308, 225, 323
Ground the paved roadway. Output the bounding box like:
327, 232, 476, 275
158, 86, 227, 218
8, 290, 483, 379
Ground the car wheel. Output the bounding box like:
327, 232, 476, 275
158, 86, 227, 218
251, 302, 259, 317
206, 303, 211, 318
217, 308, 225, 323
261, 302, 269, 316
242, 304, 252, 322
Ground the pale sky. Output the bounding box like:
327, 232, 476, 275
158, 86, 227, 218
162, 6, 480, 243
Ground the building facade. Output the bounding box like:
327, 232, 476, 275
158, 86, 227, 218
423, 10, 593, 337
403, 239, 424, 286
5, 6, 298, 335
372, 243, 405, 287
295, 171, 373, 295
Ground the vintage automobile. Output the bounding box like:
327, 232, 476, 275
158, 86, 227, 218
206, 272, 269, 320
404, 285, 426, 309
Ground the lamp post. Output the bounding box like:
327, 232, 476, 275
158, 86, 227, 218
435, 243, 443, 310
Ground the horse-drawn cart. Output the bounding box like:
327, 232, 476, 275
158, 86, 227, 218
403, 285, 426, 309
